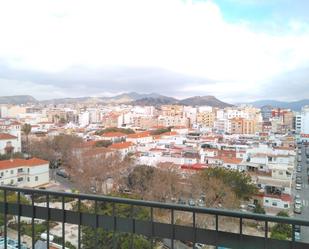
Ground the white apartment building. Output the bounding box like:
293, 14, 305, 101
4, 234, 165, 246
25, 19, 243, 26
78, 111, 90, 127
0, 158, 49, 187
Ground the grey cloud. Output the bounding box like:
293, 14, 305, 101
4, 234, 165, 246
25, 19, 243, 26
0, 62, 215, 99
259, 67, 309, 101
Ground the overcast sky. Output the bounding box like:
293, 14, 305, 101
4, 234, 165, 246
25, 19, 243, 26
0, 0, 309, 102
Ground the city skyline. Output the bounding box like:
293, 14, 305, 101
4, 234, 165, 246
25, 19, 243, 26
0, 0, 309, 102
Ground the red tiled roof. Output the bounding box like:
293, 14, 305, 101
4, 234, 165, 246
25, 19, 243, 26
161, 131, 178, 136
181, 163, 209, 170
101, 132, 126, 137
221, 157, 242, 164
0, 133, 17, 140
0, 158, 49, 170
109, 142, 134, 149
127, 131, 151, 139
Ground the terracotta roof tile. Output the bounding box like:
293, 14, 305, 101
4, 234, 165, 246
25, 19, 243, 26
0, 158, 49, 170
109, 141, 134, 149
0, 133, 17, 140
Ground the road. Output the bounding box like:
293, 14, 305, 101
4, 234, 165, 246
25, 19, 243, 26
50, 168, 77, 190
293, 144, 309, 242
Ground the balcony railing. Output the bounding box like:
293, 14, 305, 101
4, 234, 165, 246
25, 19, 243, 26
0, 185, 309, 249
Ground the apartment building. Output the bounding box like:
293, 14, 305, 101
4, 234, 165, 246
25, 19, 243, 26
0, 158, 49, 187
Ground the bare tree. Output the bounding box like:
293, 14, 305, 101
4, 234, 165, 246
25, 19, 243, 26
68, 150, 134, 194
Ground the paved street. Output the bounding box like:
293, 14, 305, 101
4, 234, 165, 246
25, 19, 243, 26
293, 144, 309, 242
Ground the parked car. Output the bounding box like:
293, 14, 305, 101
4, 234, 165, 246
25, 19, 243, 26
296, 184, 302, 190
188, 199, 196, 206
56, 170, 69, 178
197, 198, 206, 207
195, 243, 206, 249
295, 199, 302, 206
178, 198, 186, 205
297, 167, 302, 173
296, 177, 302, 184
294, 204, 302, 214
295, 194, 301, 200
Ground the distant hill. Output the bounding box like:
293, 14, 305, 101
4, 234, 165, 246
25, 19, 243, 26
248, 99, 309, 111
0, 93, 234, 108
179, 96, 233, 108
40, 92, 171, 105
0, 95, 37, 104
130, 96, 178, 106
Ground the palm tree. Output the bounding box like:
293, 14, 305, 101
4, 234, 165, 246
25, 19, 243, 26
22, 123, 32, 152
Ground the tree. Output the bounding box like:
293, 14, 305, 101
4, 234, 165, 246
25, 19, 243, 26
73, 193, 151, 249
95, 128, 135, 135
22, 123, 32, 152
127, 165, 155, 198
68, 150, 134, 194
253, 203, 266, 214
95, 140, 112, 148
127, 163, 182, 202
29, 135, 83, 166
197, 167, 257, 200
270, 211, 291, 240
4, 144, 14, 155
150, 127, 172, 135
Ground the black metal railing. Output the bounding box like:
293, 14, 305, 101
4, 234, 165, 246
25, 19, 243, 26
0, 185, 309, 249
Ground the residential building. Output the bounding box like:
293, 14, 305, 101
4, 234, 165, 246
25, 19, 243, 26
0, 158, 49, 187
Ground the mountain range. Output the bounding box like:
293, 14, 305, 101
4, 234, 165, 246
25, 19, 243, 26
0, 95, 38, 105
1, 93, 308, 110
0, 93, 233, 108
246, 99, 309, 111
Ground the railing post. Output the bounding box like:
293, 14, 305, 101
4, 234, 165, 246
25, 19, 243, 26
62, 195, 65, 249
215, 214, 219, 248
112, 202, 117, 249
264, 221, 268, 249
171, 209, 174, 249
17, 191, 21, 249
47, 194, 50, 249
78, 198, 81, 249
240, 217, 243, 249
31, 193, 35, 249
4, 189, 7, 249
95, 200, 98, 249
150, 207, 155, 248
193, 211, 196, 249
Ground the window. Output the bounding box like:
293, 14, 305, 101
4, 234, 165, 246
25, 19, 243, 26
284, 204, 289, 208
17, 177, 23, 182
1, 181, 3, 185
10, 170, 14, 174
28, 168, 30, 173
272, 202, 277, 206
265, 199, 269, 203
0, 172, 3, 177
10, 179, 14, 185
35, 176, 38, 181
18, 168, 23, 173
27, 177, 30, 182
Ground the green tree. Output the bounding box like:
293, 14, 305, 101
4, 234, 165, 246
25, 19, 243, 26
253, 203, 266, 214
270, 211, 291, 240
73, 193, 151, 249
95, 128, 135, 135
0, 152, 24, 161
150, 127, 172, 135
198, 167, 257, 200
95, 140, 112, 148
127, 165, 155, 197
